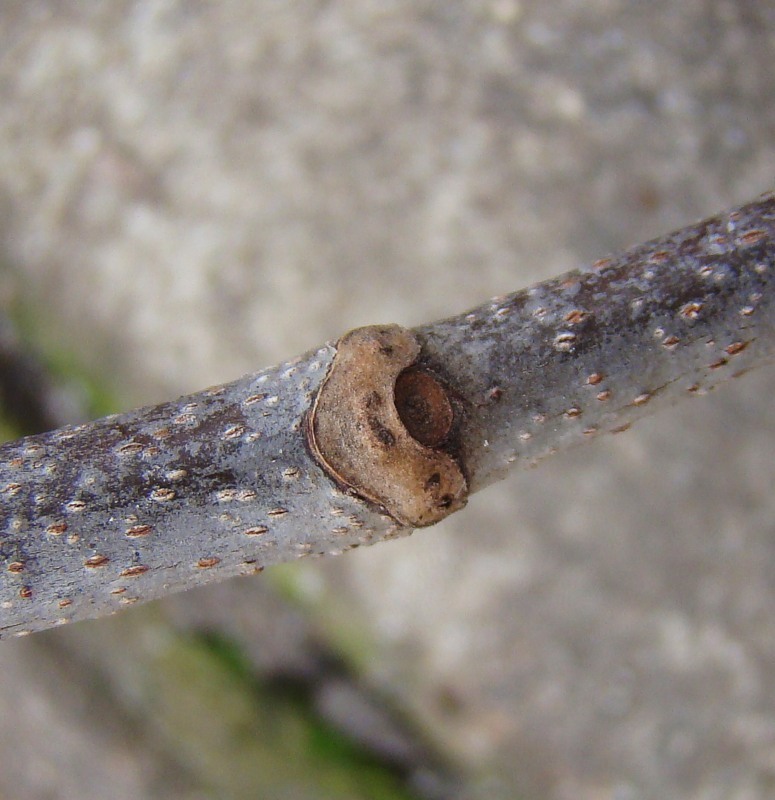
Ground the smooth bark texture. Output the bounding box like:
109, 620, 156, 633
1, 191, 774, 639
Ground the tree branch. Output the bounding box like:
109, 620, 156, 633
1, 190, 774, 639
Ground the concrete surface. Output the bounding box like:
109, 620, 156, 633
1, 1, 775, 798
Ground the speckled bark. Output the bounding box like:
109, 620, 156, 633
416, 190, 775, 490
0, 344, 408, 638
1, 191, 774, 639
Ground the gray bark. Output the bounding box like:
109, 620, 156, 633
416, 190, 775, 491
1, 190, 774, 639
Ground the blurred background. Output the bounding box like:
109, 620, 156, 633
1, 2, 775, 798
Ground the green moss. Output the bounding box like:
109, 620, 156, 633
147, 629, 418, 800
268, 563, 378, 675
8, 297, 121, 419
0, 411, 22, 443
268, 562, 313, 606
36, 342, 120, 419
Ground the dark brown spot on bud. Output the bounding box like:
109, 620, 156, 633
394, 369, 454, 448
425, 472, 441, 490
367, 416, 397, 448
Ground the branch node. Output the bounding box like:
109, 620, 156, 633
306, 325, 468, 527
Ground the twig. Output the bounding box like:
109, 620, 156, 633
1, 191, 774, 639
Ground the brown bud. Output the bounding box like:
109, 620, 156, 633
306, 325, 467, 527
